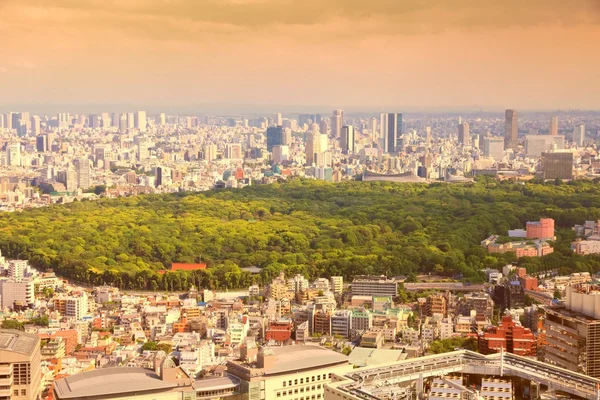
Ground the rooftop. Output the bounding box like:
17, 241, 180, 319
53, 367, 178, 399
0, 329, 39, 356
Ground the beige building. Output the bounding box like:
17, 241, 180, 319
227, 344, 352, 400
0, 329, 42, 400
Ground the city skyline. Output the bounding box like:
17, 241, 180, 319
1, 0, 599, 110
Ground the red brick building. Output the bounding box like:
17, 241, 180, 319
265, 319, 293, 343
479, 315, 536, 356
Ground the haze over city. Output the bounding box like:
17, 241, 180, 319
1, 0, 600, 112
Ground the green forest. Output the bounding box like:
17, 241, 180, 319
1, 178, 600, 291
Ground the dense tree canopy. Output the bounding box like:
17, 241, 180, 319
1, 178, 600, 291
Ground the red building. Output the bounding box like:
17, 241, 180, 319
479, 315, 536, 356
519, 275, 538, 290
526, 218, 554, 240
265, 319, 293, 343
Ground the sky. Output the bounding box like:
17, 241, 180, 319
1, 0, 599, 113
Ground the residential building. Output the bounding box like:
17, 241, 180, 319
0, 279, 34, 309
425, 293, 447, 317
330, 276, 343, 295
331, 310, 352, 339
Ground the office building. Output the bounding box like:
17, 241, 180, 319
228, 344, 350, 400
331, 310, 352, 339
305, 124, 321, 166
319, 120, 329, 136
266, 126, 283, 152
226, 143, 243, 160
156, 166, 165, 187
202, 144, 217, 162
483, 137, 504, 162
89, 114, 101, 129
542, 152, 573, 180
351, 276, 397, 297
425, 293, 447, 316
550, 116, 558, 136
331, 110, 343, 139
272, 145, 289, 164
504, 109, 518, 149
36, 134, 47, 153
543, 284, 600, 378
525, 135, 564, 157
458, 122, 470, 146
135, 111, 147, 132
0, 329, 41, 400
6, 143, 20, 166
74, 157, 91, 189
30, 116, 41, 136
340, 125, 355, 154
380, 113, 403, 154
479, 315, 536, 356
574, 124, 585, 146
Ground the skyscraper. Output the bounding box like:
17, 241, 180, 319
550, 116, 558, 136
74, 157, 91, 189
504, 109, 518, 149
331, 110, 343, 139
157, 113, 166, 126
574, 124, 585, 147
542, 152, 573, 180
458, 122, 470, 146
381, 113, 403, 154
30, 116, 41, 136
6, 143, 20, 166
275, 113, 283, 126
156, 166, 164, 187
203, 144, 217, 162
426, 126, 432, 146
266, 126, 283, 152
341, 125, 355, 154
89, 114, 101, 129
36, 134, 47, 153
135, 111, 147, 132
483, 137, 504, 161
305, 123, 321, 166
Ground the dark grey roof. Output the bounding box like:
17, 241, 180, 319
53, 367, 177, 399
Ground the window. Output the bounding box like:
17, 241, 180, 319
312, 377, 315, 382
300, 388, 304, 393
322, 374, 326, 379
278, 393, 281, 398
295, 389, 298, 394
328, 374, 332, 379
21, 390, 26, 396
295, 380, 298, 385
289, 380, 292, 386
283, 382, 287, 387
13, 390, 18, 397
300, 379, 304, 384
317, 376, 321, 381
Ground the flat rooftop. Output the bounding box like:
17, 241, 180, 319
0, 329, 39, 356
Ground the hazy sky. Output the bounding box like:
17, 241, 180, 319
1, 0, 599, 112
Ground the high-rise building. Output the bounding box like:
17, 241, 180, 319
380, 113, 403, 154
340, 125, 355, 154
330, 276, 343, 295
101, 112, 111, 128
0, 329, 42, 400
525, 135, 564, 157
74, 157, 91, 189
550, 116, 558, 136
331, 110, 343, 138
504, 109, 518, 149
119, 113, 127, 131
319, 119, 329, 136
458, 122, 470, 146
111, 112, 119, 127
0, 113, 4, 128
157, 113, 166, 126
135, 111, 147, 132
305, 124, 321, 166
542, 152, 573, 180
36, 135, 47, 153
275, 113, 283, 126
6, 143, 20, 166
266, 126, 283, 152
479, 315, 536, 356
425, 126, 432, 146
225, 143, 242, 160
203, 144, 217, 162
543, 284, 600, 377
574, 124, 585, 147
30, 116, 41, 136
483, 137, 504, 161
127, 112, 135, 129
156, 166, 164, 187
89, 114, 101, 129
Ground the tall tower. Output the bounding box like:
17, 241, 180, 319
341, 125, 355, 154
331, 110, 343, 139
266, 126, 283, 152
74, 157, 91, 189
458, 122, 470, 146
30, 116, 41, 136
550, 116, 558, 136
305, 124, 321, 166
426, 126, 432, 146
504, 109, 518, 149
135, 111, 147, 132
383, 113, 403, 154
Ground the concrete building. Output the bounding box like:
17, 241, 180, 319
351, 276, 397, 297
134, 111, 147, 132
340, 126, 355, 154
526, 218, 554, 240
550, 116, 558, 136
0, 279, 34, 309
525, 135, 564, 156
458, 122, 469, 146
542, 151, 573, 180
330, 276, 343, 295
479, 315, 536, 356
483, 137, 504, 161
266, 126, 283, 152
331, 110, 343, 139
74, 157, 91, 189
350, 309, 372, 338
331, 310, 352, 339
504, 109, 518, 149
227, 345, 351, 400
572, 239, 600, 255
543, 284, 600, 377
425, 293, 447, 317
0, 329, 41, 400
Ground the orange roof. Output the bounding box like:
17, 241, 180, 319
171, 263, 207, 271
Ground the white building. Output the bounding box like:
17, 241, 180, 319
330, 276, 343, 295
0, 278, 34, 309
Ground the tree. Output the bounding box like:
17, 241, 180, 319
1, 320, 24, 330
553, 288, 562, 300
